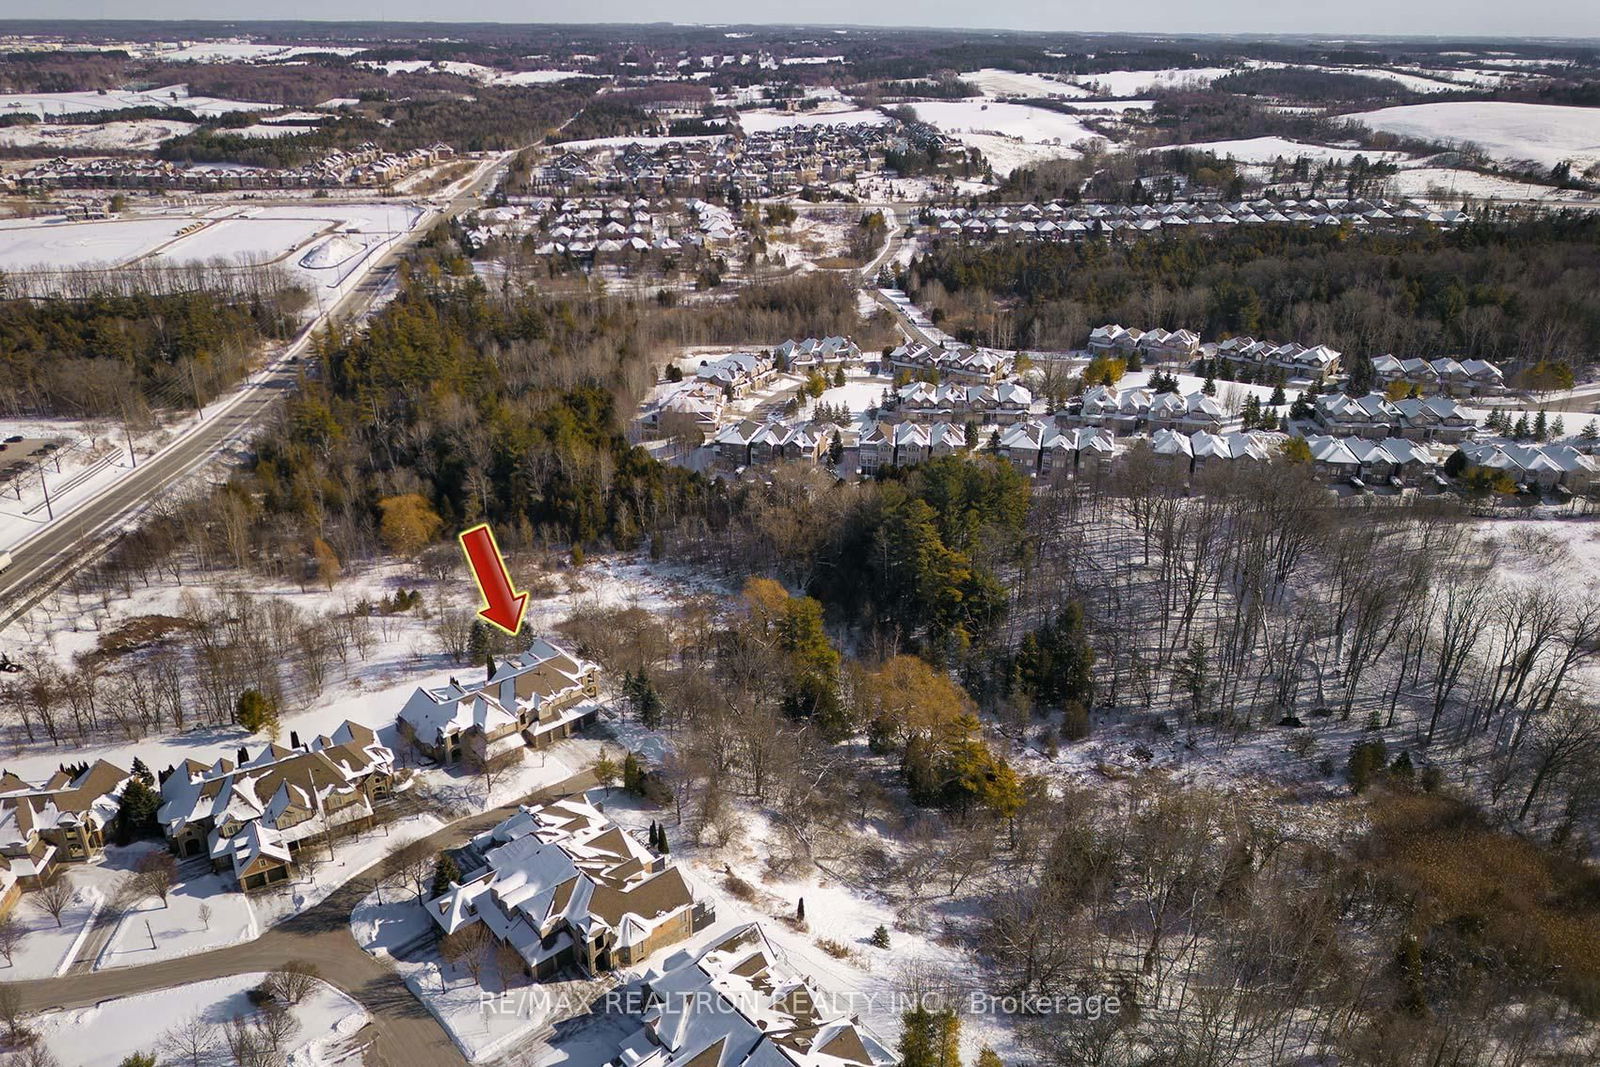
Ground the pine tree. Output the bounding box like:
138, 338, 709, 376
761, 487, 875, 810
1534, 409, 1549, 441
623, 751, 643, 794
431, 854, 461, 898
1268, 384, 1287, 407
1202, 375, 1216, 397
1552, 415, 1565, 438
129, 757, 153, 785
1513, 413, 1530, 440
796, 897, 806, 922
658, 828, 669, 855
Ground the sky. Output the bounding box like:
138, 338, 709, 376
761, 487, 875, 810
3, 1, 1598, 38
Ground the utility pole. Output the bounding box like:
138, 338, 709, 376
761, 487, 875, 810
38, 463, 52, 521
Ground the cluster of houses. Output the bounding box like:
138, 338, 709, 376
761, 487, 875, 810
0, 636, 604, 912
1090, 323, 1507, 393
1063, 385, 1228, 434
1455, 440, 1600, 494
8, 142, 454, 193
1370, 354, 1508, 395
887, 340, 1014, 383
530, 120, 951, 199
1313, 392, 1477, 442
887, 380, 1035, 423
0, 719, 394, 909
428, 795, 710, 979
157, 721, 395, 891
466, 196, 713, 256
927, 197, 1467, 240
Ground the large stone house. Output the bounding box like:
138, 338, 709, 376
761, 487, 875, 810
0, 759, 133, 888
397, 637, 601, 767
429, 796, 711, 979
157, 721, 394, 891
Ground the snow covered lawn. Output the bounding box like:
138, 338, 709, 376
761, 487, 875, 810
31, 973, 368, 1067
910, 101, 1105, 176
0, 877, 102, 979
96, 863, 257, 970
1342, 102, 1600, 170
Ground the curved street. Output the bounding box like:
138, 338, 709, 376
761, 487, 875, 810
10, 769, 595, 1067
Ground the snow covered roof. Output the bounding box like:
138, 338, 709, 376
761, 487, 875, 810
628, 923, 896, 1067
428, 796, 696, 968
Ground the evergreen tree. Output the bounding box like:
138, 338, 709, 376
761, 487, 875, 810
1534, 409, 1549, 441
1345, 351, 1376, 397
1513, 413, 1530, 440
623, 751, 643, 794
658, 828, 669, 855
431, 854, 462, 898
129, 757, 153, 785
1202, 375, 1216, 397
828, 431, 844, 466
1268, 384, 1287, 407
796, 897, 805, 922
899, 1006, 937, 1067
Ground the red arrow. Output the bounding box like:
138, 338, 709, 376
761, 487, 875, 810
458, 524, 528, 636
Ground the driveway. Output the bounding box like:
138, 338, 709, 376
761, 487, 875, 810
9, 769, 596, 1067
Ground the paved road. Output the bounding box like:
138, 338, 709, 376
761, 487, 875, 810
12, 770, 595, 1067
0, 152, 509, 629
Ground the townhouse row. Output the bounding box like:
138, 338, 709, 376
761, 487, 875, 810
1089, 323, 1506, 393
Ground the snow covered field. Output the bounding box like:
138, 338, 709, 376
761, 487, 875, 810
960, 68, 1091, 99
1342, 102, 1600, 170
1153, 135, 1405, 165
0, 84, 275, 119
0, 118, 197, 151
0, 202, 422, 290
162, 41, 367, 62
1383, 166, 1599, 204
1072, 66, 1238, 96
910, 101, 1102, 176
32, 973, 368, 1067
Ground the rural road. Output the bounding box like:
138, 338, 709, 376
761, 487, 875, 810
10, 769, 596, 1067
0, 151, 509, 630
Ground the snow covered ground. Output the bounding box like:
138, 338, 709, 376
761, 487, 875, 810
32, 972, 368, 1067
0, 84, 275, 119
162, 41, 367, 62
1152, 135, 1406, 166
0, 118, 197, 151
0, 201, 422, 290
1071, 66, 1238, 96
94, 857, 259, 970
1383, 166, 1599, 204
959, 69, 1091, 99
910, 101, 1103, 176
1341, 102, 1600, 170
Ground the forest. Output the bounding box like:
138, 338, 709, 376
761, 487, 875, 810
156, 82, 596, 165
0, 272, 305, 418
902, 214, 1600, 369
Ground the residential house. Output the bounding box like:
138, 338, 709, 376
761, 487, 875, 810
157, 721, 394, 891
610, 923, 896, 1067
0, 759, 133, 885
397, 638, 601, 766
428, 796, 710, 979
